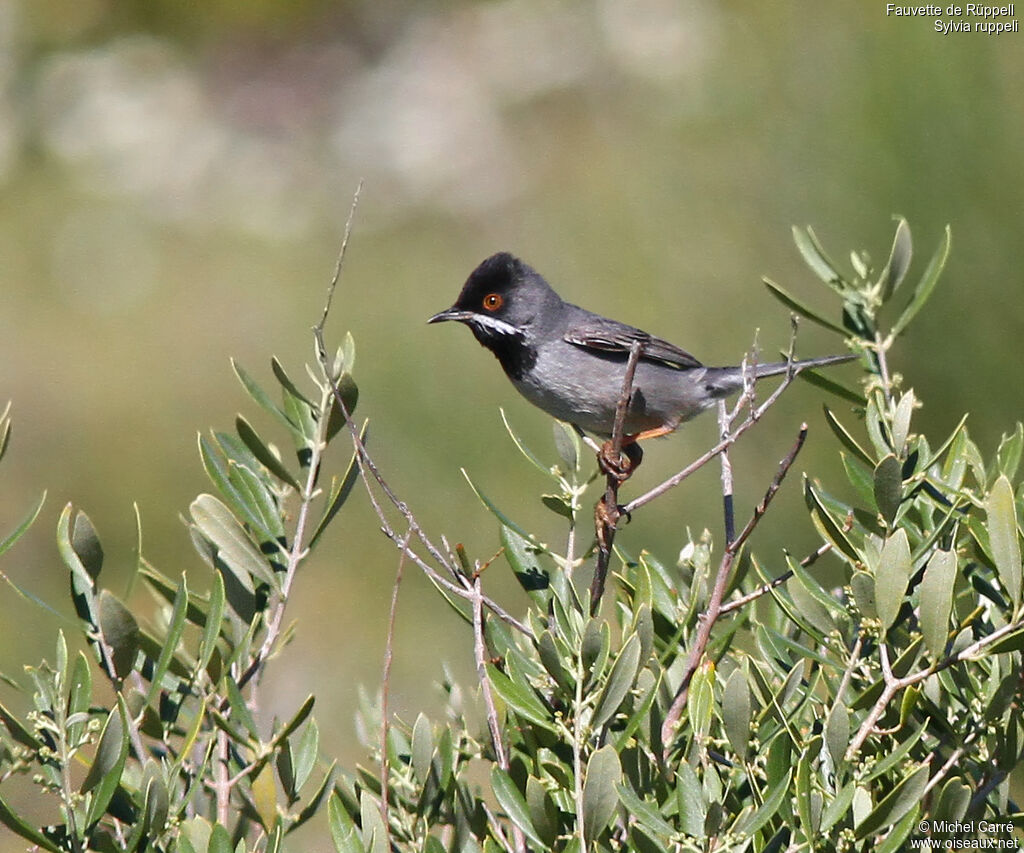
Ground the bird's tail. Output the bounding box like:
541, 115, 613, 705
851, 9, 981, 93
702, 353, 856, 399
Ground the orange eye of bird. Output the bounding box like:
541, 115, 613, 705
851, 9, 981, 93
482, 293, 503, 311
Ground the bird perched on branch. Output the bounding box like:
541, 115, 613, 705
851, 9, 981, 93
430, 252, 852, 476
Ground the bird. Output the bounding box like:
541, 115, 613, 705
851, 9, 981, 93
429, 252, 853, 476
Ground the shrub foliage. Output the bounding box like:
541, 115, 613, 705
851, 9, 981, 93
1, 220, 1021, 851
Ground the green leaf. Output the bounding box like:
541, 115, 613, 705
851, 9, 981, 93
591, 633, 643, 729
410, 713, 433, 784
232, 360, 305, 442
324, 373, 359, 442
552, 420, 581, 472
525, 775, 560, 846
920, 549, 957, 660
72, 510, 105, 581
799, 367, 866, 407
722, 667, 752, 759
309, 424, 366, 550
996, 423, 1024, 481
196, 570, 226, 681
328, 792, 366, 853
541, 494, 574, 520
805, 478, 859, 561
986, 474, 1022, 609
795, 736, 820, 841
190, 493, 277, 589
209, 823, 234, 853
272, 357, 317, 450
879, 217, 913, 301
582, 745, 620, 843
675, 762, 705, 837
825, 702, 850, 769
537, 630, 572, 691
236, 415, 302, 491
0, 491, 46, 559
854, 763, 929, 839
875, 529, 912, 631
824, 406, 874, 466
891, 225, 950, 337
735, 768, 791, 838
490, 766, 545, 848
83, 697, 131, 828
763, 277, 847, 336
933, 777, 971, 823
499, 408, 549, 476
462, 469, 550, 553
486, 665, 554, 731
687, 660, 716, 741
97, 590, 140, 680
873, 454, 903, 527
293, 717, 320, 793
793, 225, 844, 288
143, 575, 189, 708
616, 781, 675, 838
501, 524, 549, 596
891, 390, 916, 454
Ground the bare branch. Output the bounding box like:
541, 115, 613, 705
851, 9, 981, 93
590, 340, 643, 615
379, 527, 412, 851
660, 424, 808, 754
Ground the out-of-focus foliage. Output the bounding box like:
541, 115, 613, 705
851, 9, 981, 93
2, 222, 1021, 850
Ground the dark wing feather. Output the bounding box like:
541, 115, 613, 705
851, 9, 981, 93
563, 317, 703, 369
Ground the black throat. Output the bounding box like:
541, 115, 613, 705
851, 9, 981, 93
469, 324, 537, 381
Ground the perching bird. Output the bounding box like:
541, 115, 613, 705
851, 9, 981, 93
430, 252, 852, 471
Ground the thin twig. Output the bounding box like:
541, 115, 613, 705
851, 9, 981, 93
846, 616, 1024, 759
379, 527, 411, 851
660, 425, 808, 754
719, 540, 834, 616
590, 340, 643, 615
311, 186, 532, 639
717, 400, 735, 546
622, 355, 814, 515
471, 573, 526, 853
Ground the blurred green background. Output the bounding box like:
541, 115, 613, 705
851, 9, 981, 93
2, 0, 1022, 838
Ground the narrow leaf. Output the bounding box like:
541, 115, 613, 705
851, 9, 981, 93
0, 491, 46, 558
97, 590, 140, 680
236, 415, 302, 490
490, 767, 545, 848
920, 549, 957, 660
793, 225, 844, 288
879, 217, 913, 301
591, 634, 643, 729
824, 406, 874, 466
854, 763, 929, 839
763, 277, 847, 335
873, 454, 903, 527
986, 474, 1022, 609
891, 225, 950, 337
582, 745, 621, 843
486, 665, 554, 731
875, 529, 912, 631
190, 494, 277, 588
722, 667, 752, 759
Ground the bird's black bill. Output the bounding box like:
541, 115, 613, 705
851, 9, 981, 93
427, 307, 471, 324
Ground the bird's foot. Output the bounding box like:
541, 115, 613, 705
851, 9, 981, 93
594, 496, 631, 549
598, 439, 643, 482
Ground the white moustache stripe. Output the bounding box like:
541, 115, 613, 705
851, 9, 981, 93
470, 315, 520, 337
